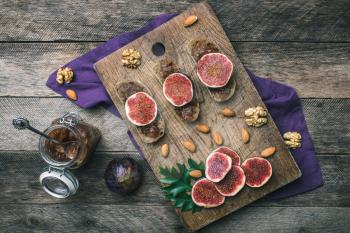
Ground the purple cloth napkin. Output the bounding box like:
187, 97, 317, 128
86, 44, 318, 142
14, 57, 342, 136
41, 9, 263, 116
47, 13, 323, 200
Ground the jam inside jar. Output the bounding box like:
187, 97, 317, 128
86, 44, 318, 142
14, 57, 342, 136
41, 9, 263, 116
39, 112, 101, 169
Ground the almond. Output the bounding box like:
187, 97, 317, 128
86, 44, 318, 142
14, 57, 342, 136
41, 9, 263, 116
195, 124, 210, 134
66, 89, 77, 101
182, 140, 196, 153
184, 15, 198, 27
189, 169, 202, 178
261, 146, 276, 158
241, 128, 250, 144
160, 144, 169, 158
221, 107, 235, 117
212, 132, 223, 145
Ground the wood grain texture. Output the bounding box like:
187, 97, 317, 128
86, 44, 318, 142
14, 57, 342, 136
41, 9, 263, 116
0, 0, 349, 231
94, 2, 300, 230
1, 42, 349, 98
0, 151, 348, 208
1, 97, 349, 154
0, 204, 349, 233
0, 0, 349, 42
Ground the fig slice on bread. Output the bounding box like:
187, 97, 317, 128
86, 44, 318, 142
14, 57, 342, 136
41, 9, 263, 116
116, 81, 165, 143
191, 39, 236, 102
156, 59, 200, 122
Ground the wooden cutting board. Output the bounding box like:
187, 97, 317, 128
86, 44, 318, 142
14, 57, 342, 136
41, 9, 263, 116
94, 1, 301, 231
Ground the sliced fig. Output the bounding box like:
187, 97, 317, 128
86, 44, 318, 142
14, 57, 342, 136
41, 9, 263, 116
174, 99, 200, 122
215, 165, 246, 197
116, 82, 165, 143
191, 178, 225, 208
205, 152, 232, 182
163, 73, 194, 107
196, 53, 233, 88
214, 146, 240, 165
241, 157, 272, 188
125, 92, 158, 126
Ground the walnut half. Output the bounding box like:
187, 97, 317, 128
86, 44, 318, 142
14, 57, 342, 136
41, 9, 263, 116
244, 106, 268, 127
283, 132, 302, 149
56, 67, 74, 85
121, 48, 141, 69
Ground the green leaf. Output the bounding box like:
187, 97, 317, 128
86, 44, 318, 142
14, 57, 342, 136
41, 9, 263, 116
181, 200, 193, 211
160, 176, 179, 184
177, 163, 186, 174
159, 166, 172, 177
183, 170, 191, 183
188, 158, 197, 168
159, 160, 205, 213
198, 161, 205, 171
192, 204, 203, 213
171, 167, 180, 178
162, 185, 176, 193
169, 185, 188, 197
175, 199, 186, 208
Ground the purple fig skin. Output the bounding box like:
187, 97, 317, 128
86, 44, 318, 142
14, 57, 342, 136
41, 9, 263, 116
104, 158, 142, 195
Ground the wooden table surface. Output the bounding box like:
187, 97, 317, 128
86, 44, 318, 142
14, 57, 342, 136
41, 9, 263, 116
0, 0, 349, 232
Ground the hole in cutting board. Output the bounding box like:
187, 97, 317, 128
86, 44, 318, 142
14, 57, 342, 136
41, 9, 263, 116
152, 42, 165, 56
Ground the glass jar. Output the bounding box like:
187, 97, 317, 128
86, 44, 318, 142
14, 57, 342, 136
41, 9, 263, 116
38, 112, 101, 198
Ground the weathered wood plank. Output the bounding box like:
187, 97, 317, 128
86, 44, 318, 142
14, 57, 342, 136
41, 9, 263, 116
1, 42, 349, 98
0, 204, 349, 233
0, 0, 349, 42
0, 98, 349, 154
0, 151, 348, 207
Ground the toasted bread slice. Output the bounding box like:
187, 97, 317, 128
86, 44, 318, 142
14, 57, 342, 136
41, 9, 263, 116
116, 81, 165, 143
174, 99, 200, 122
208, 78, 236, 103
191, 39, 236, 102
156, 59, 200, 122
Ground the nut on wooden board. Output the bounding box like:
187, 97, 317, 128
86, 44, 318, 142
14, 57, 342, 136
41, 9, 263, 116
160, 144, 169, 157
195, 124, 210, 133
212, 132, 223, 145
121, 48, 141, 69
260, 146, 276, 157
244, 106, 268, 127
184, 15, 198, 27
241, 128, 250, 144
221, 107, 235, 117
182, 140, 196, 153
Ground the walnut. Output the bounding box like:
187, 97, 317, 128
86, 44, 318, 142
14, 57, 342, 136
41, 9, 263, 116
283, 132, 302, 149
244, 106, 268, 127
56, 67, 74, 85
121, 48, 142, 69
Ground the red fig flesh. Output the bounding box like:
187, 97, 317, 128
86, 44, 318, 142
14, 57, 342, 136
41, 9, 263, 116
241, 157, 272, 188
205, 152, 232, 182
191, 178, 225, 208
125, 92, 157, 126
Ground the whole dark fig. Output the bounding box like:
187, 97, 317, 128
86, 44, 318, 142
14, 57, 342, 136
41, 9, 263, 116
104, 157, 142, 195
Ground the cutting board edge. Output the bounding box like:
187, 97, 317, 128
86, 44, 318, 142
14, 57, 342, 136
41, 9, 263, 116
93, 1, 303, 232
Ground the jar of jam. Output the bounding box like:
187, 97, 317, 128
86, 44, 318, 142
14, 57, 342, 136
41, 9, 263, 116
38, 112, 101, 198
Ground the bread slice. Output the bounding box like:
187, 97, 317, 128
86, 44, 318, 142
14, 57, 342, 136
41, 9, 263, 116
155, 59, 200, 122
116, 81, 165, 143
191, 39, 236, 102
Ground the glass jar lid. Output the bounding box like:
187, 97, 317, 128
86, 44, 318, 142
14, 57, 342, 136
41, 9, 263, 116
39, 166, 79, 198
